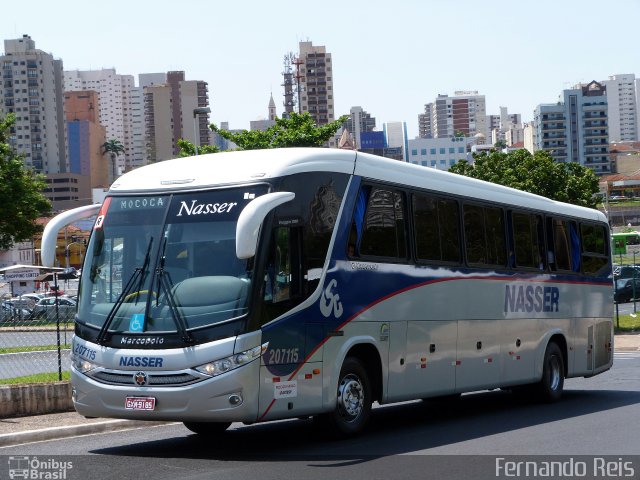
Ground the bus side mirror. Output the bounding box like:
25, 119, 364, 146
236, 192, 295, 259
41, 204, 102, 267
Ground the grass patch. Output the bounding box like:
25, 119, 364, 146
0, 344, 71, 354
614, 313, 640, 332
0, 371, 70, 385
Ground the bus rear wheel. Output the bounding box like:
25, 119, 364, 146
534, 342, 565, 402
320, 357, 372, 437
183, 421, 231, 435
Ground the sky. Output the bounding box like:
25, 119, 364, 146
3, 0, 640, 139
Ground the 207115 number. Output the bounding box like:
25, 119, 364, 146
268, 348, 300, 364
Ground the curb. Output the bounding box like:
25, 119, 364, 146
0, 419, 173, 447
0, 382, 72, 418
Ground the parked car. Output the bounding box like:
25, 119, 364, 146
17, 293, 45, 310
0, 300, 32, 322
30, 296, 77, 321
614, 278, 640, 303
613, 265, 640, 280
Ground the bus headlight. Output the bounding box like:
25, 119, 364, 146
194, 343, 268, 377
71, 354, 97, 373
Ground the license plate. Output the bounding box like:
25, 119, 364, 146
125, 396, 156, 411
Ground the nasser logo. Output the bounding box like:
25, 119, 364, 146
320, 279, 343, 319
134, 371, 149, 386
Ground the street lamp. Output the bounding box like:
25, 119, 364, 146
65, 241, 86, 269
193, 107, 211, 156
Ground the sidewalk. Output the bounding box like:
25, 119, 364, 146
1, 334, 638, 448
0, 411, 173, 447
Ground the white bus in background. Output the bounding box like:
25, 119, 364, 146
42, 148, 613, 437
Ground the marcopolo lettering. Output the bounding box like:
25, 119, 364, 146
504, 285, 560, 313
119, 356, 164, 368
176, 200, 238, 216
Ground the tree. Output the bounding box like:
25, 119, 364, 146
178, 112, 349, 155
101, 139, 125, 179
176, 139, 219, 157
494, 139, 507, 149
448, 149, 599, 208
0, 114, 51, 249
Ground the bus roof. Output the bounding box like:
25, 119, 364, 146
109, 148, 606, 223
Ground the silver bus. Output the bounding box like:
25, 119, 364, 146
42, 148, 613, 437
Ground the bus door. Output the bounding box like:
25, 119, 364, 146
258, 225, 324, 420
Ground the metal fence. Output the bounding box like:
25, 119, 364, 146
0, 279, 77, 382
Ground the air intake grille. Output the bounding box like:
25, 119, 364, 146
89, 370, 202, 387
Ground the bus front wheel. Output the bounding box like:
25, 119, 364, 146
534, 342, 565, 402
320, 357, 372, 437
183, 421, 231, 435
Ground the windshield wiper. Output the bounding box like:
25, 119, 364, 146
154, 236, 194, 344
96, 237, 154, 345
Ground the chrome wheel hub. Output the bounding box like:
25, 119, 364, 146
338, 373, 364, 420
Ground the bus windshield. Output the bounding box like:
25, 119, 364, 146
78, 186, 268, 334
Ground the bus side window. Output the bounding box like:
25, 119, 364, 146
265, 226, 302, 303
354, 186, 407, 260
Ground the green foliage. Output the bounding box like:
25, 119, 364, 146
211, 112, 349, 151
176, 138, 219, 157
494, 139, 507, 149
101, 138, 125, 156
0, 114, 51, 249
101, 138, 125, 176
448, 149, 599, 208
614, 313, 640, 332
0, 371, 70, 385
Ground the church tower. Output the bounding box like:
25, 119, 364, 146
269, 93, 276, 121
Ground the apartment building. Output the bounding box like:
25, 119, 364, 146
64, 68, 144, 173
64, 90, 108, 189
0, 35, 66, 173
143, 71, 210, 162
418, 91, 487, 139
602, 74, 637, 142
297, 41, 335, 146
534, 81, 610, 174
342, 107, 376, 149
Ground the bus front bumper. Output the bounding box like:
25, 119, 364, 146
71, 361, 261, 423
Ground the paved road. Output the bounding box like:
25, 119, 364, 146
1, 352, 638, 480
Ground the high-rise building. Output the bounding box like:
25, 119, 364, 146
343, 106, 376, 149
64, 90, 108, 188
419, 91, 487, 139
64, 68, 144, 173
534, 81, 610, 174
383, 122, 408, 161
297, 41, 335, 144
418, 104, 433, 138
602, 74, 637, 142
142, 71, 210, 162
487, 107, 523, 146
0, 35, 67, 173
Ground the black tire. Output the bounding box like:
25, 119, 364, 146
320, 357, 372, 437
534, 342, 565, 403
183, 421, 231, 435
